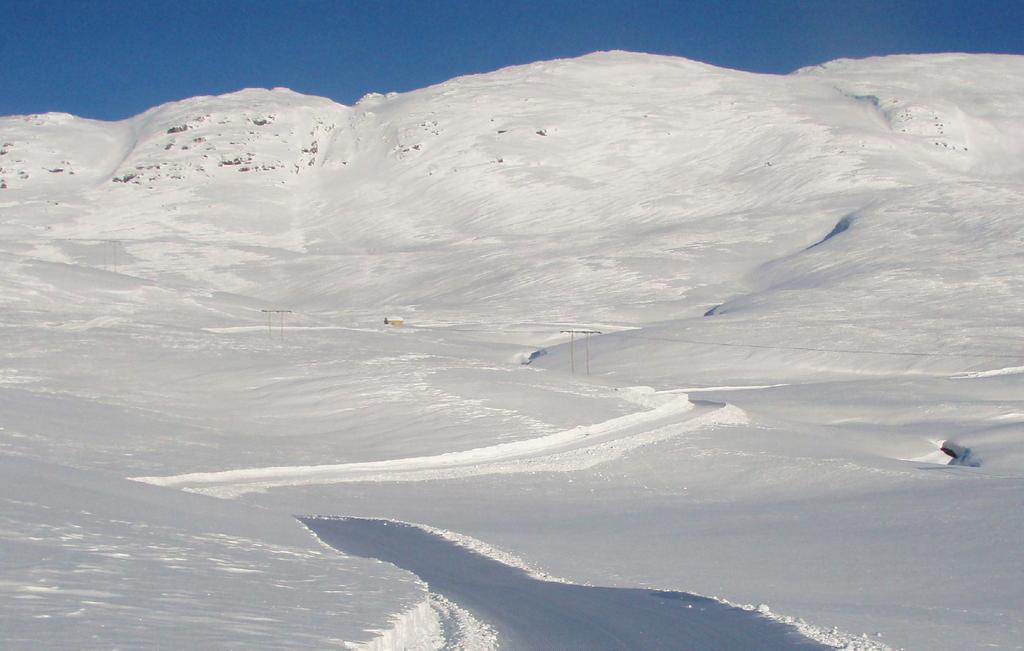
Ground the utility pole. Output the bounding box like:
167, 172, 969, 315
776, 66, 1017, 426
103, 240, 121, 273
261, 309, 293, 339
560, 329, 602, 375
585, 329, 596, 376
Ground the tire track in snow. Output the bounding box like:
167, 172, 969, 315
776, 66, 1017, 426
132, 393, 746, 498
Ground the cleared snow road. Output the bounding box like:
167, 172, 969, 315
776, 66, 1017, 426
134, 394, 744, 496
303, 517, 827, 651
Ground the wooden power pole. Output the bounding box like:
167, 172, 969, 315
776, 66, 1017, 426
261, 309, 293, 339
560, 329, 602, 375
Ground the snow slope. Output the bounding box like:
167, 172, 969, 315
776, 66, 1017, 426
0, 455, 429, 649
2, 51, 1023, 649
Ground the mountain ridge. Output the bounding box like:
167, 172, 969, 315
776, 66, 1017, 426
1, 51, 1021, 373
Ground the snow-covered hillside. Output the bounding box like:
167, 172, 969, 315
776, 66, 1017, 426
1, 51, 1022, 650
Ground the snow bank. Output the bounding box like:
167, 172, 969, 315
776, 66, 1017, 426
132, 391, 708, 494
952, 365, 1024, 379
348, 598, 441, 651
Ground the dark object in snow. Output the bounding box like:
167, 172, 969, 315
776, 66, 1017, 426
940, 441, 981, 467
523, 348, 547, 365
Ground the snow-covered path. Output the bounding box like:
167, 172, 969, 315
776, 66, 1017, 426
303, 517, 827, 651
133, 393, 744, 496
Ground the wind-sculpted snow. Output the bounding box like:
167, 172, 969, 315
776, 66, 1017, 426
806, 213, 855, 249
952, 365, 1024, 379
2, 51, 1023, 650
133, 393, 745, 496
303, 517, 830, 650
0, 456, 429, 649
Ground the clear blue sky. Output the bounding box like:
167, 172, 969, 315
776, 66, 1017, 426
4, 0, 1022, 120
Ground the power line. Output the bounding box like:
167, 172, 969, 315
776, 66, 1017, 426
245, 314, 1013, 362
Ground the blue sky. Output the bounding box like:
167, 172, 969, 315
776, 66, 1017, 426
4, 0, 1022, 120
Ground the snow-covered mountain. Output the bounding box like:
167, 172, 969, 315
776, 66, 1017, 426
3, 53, 1022, 366
1, 52, 1022, 650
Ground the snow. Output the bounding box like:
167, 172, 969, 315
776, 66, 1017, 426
348, 600, 442, 651
302, 517, 833, 650
0, 455, 429, 649
953, 365, 1024, 379
2, 50, 1023, 649
427, 593, 498, 651
131, 390, 735, 495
